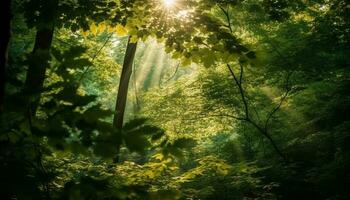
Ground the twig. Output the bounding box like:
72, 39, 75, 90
227, 63, 249, 118
264, 71, 293, 132
163, 62, 180, 84
78, 33, 113, 82
218, 5, 288, 162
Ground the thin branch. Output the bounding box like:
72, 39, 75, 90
226, 62, 287, 162
218, 5, 233, 33
227, 63, 249, 118
78, 33, 113, 83
163, 62, 180, 84
54, 36, 75, 47
264, 70, 294, 132
217, 3, 288, 162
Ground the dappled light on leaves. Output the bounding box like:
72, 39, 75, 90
1, 0, 350, 199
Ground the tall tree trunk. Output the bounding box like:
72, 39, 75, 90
24, 27, 54, 116
113, 37, 138, 163
113, 38, 138, 129
0, 0, 12, 112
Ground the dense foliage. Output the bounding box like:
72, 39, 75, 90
1, 0, 349, 199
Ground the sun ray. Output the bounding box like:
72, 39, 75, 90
135, 41, 158, 88
149, 49, 166, 87
163, 0, 176, 8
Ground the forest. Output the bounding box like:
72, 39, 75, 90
0, 0, 349, 199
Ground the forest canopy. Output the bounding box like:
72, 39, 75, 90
1, 0, 350, 199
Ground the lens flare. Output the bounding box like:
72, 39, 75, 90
163, 0, 175, 8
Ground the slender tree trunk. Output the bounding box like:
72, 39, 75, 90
113, 37, 137, 163
113, 38, 138, 129
24, 27, 54, 116
0, 0, 12, 112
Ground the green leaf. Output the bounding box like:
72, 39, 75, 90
83, 105, 114, 122
124, 133, 150, 153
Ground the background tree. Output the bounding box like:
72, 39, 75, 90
0, 0, 12, 112
1, 0, 349, 199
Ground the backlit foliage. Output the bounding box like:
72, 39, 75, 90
1, 0, 349, 199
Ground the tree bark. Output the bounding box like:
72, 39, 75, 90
112, 37, 137, 163
24, 27, 54, 116
113, 38, 138, 129
0, 0, 12, 112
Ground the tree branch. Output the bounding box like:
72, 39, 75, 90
217, 4, 289, 162
227, 63, 249, 118
264, 71, 293, 132
78, 33, 113, 83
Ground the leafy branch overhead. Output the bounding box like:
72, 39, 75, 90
1, 0, 349, 199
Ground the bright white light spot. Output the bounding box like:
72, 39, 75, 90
163, 0, 176, 8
